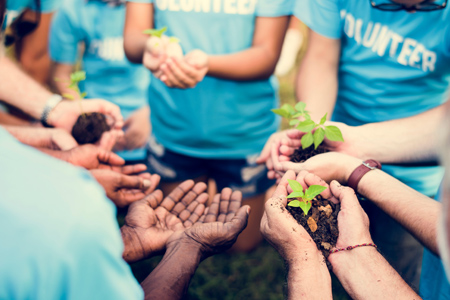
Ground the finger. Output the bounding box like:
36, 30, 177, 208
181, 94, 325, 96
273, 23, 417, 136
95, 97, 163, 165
119, 174, 152, 190
143, 189, 164, 209
117, 189, 147, 207
256, 136, 273, 164
286, 129, 305, 141
198, 207, 208, 223
205, 193, 220, 223
144, 174, 161, 195
294, 170, 310, 192
267, 170, 276, 180
278, 161, 304, 173
179, 192, 208, 222
304, 173, 332, 199
271, 170, 297, 203
55, 133, 78, 151
271, 140, 282, 170
330, 181, 358, 208
279, 145, 296, 157
160, 180, 195, 211
226, 190, 243, 222
279, 155, 291, 162
171, 182, 208, 216
98, 150, 125, 166
160, 63, 186, 88
184, 203, 206, 228
228, 205, 250, 233
167, 58, 197, 87
218, 188, 232, 223
120, 164, 148, 175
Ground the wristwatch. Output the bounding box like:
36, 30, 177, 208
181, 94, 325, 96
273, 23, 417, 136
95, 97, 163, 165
348, 159, 382, 191
40, 94, 63, 128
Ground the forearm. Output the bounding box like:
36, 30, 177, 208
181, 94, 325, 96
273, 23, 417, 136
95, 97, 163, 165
354, 104, 445, 163
0, 56, 53, 119
285, 252, 332, 299
50, 63, 77, 96
141, 241, 202, 300
0, 110, 33, 126
295, 30, 340, 121
124, 2, 153, 64
329, 247, 420, 300
2, 125, 52, 148
123, 32, 147, 64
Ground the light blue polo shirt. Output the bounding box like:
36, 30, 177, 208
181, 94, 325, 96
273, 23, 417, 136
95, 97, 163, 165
50, 0, 150, 161
3, 0, 59, 31
128, 0, 292, 159
294, 0, 450, 196
0, 128, 143, 300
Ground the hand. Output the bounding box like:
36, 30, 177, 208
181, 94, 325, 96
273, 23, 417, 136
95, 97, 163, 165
116, 106, 150, 151
121, 180, 209, 263
276, 152, 362, 184
143, 35, 167, 76
90, 169, 160, 207
65, 144, 125, 170
260, 170, 322, 261
328, 181, 372, 253
159, 50, 209, 89
45, 128, 78, 150
46, 99, 124, 132
166, 187, 250, 259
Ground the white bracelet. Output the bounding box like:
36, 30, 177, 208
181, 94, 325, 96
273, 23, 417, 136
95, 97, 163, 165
40, 94, 63, 127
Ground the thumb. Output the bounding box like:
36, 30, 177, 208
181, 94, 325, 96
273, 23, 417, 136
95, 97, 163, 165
230, 205, 251, 233
330, 181, 358, 209
256, 138, 273, 164
120, 174, 152, 191
270, 170, 297, 204
98, 150, 125, 166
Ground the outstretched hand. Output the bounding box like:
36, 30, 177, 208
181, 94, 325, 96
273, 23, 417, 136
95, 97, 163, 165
167, 187, 250, 259
90, 169, 160, 207
121, 180, 209, 263
65, 144, 125, 170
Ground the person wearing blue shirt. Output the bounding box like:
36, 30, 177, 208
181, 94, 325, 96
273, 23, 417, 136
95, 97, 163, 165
49, 0, 150, 163
123, 0, 292, 251
290, 0, 450, 288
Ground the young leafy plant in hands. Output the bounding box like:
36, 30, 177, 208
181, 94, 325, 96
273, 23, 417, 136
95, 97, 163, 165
272, 102, 344, 149
57, 71, 110, 144
287, 179, 327, 216
143, 26, 183, 59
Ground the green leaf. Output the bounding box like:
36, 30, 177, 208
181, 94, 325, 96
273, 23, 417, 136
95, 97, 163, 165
304, 113, 311, 120
305, 185, 327, 201
295, 102, 306, 112
281, 103, 296, 116
320, 113, 327, 125
287, 191, 305, 199
296, 120, 316, 133
288, 179, 303, 193
301, 132, 313, 149
70, 71, 86, 83
288, 200, 302, 207
169, 36, 180, 43
313, 127, 325, 149
143, 26, 167, 37
62, 93, 75, 100
324, 125, 344, 142
298, 201, 312, 216
271, 108, 290, 119
289, 119, 300, 126
292, 112, 304, 118
80, 92, 87, 99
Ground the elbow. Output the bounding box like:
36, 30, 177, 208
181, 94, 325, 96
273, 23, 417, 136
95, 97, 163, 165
123, 38, 142, 64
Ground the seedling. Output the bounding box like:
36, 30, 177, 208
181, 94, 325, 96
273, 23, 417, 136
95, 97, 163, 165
55, 71, 87, 114
272, 102, 344, 149
287, 179, 327, 216
143, 26, 183, 58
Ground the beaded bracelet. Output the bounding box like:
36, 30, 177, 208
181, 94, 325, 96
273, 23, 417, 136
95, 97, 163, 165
329, 243, 377, 254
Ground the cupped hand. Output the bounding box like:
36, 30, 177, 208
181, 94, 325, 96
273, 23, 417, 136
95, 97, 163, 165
160, 50, 208, 89
90, 169, 160, 207
167, 187, 250, 259
65, 144, 125, 170
47, 99, 124, 132
121, 180, 209, 263
47, 128, 78, 150
260, 170, 320, 261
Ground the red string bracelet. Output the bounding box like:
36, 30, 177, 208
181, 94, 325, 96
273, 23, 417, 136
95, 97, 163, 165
329, 243, 377, 254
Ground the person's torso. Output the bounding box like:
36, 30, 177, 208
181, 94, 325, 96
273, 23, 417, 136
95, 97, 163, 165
149, 0, 284, 158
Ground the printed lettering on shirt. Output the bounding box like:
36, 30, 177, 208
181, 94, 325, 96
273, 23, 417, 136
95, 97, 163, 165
154, 0, 258, 15
88, 37, 124, 61
341, 10, 437, 73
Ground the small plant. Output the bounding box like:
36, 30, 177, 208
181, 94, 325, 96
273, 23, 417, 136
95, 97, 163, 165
143, 26, 183, 59
57, 70, 87, 114
272, 102, 344, 149
287, 179, 326, 216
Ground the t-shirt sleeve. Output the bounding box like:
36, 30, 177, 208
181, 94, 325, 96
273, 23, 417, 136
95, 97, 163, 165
293, 0, 342, 39
30, 0, 60, 13
256, 0, 292, 17
49, 5, 82, 64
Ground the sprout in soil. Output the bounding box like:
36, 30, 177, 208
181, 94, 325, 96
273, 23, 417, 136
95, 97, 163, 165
287, 179, 327, 216
55, 70, 88, 114
272, 102, 344, 149
143, 26, 183, 59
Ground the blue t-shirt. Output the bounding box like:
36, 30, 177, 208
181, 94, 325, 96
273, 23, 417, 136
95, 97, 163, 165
294, 0, 450, 196
3, 0, 59, 31
0, 128, 143, 299
420, 187, 450, 299
128, 0, 292, 159
50, 0, 150, 161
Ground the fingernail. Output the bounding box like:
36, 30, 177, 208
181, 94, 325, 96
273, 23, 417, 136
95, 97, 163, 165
247, 207, 251, 214
143, 180, 151, 188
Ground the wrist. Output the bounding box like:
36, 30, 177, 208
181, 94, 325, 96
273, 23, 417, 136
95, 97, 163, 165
121, 226, 145, 263
40, 94, 63, 127
328, 241, 377, 270
284, 243, 323, 265
166, 236, 204, 262
341, 156, 363, 185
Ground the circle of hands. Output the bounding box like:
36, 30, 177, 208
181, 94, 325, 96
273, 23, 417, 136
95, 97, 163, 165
121, 181, 250, 263
144, 36, 209, 89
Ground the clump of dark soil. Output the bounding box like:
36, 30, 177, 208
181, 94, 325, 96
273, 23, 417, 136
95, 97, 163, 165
71, 113, 110, 144
287, 194, 339, 270
290, 144, 329, 163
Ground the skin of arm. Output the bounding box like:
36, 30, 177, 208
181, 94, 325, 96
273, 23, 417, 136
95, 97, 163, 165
295, 29, 341, 121
260, 171, 332, 299
326, 180, 421, 300
15, 11, 54, 85
50, 62, 77, 97
124, 3, 289, 81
